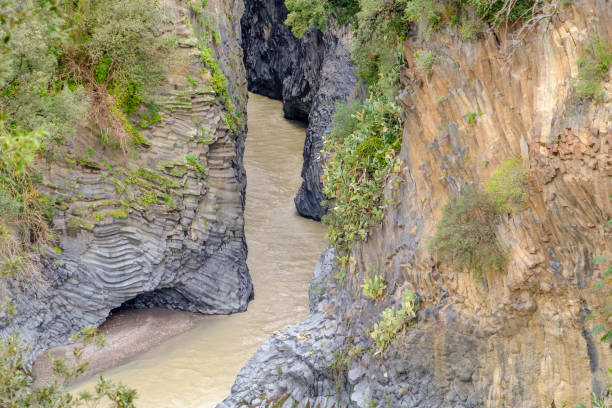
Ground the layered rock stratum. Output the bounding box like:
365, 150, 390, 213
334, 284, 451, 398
1, 0, 252, 364
221, 1, 612, 407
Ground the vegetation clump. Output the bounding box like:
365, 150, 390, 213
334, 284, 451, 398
590, 254, 612, 344
572, 35, 612, 102
415, 51, 436, 73
369, 290, 418, 353
285, 0, 536, 94
284, 0, 360, 37
0, 316, 137, 407
322, 95, 403, 262
195, 19, 242, 134
486, 157, 528, 213
429, 186, 505, 278
361, 275, 387, 300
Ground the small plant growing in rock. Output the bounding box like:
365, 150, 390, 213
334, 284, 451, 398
460, 20, 477, 40
361, 275, 387, 300
369, 290, 418, 353
415, 51, 436, 73
0, 312, 137, 407
429, 186, 505, 278
465, 111, 480, 124
486, 157, 529, 213
589, 254, 612, 343
572, 35, 612, 101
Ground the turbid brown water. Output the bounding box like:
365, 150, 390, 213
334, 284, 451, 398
66, 93, 327, 407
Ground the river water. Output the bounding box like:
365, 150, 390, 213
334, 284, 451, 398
73, 93, 327, 407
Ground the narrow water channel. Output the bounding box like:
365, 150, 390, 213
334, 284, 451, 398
72, 93, 327, 407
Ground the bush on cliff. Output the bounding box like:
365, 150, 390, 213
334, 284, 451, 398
0, 303, 137, 408
573, 35, 612, 102
285, 0, 535, 90
429, 186, 505, 278
60, 0, 171, 150
486, 157, 529, 213
284, 0, 359, 37
322, 94, 403, 263
369, 289, 418, 353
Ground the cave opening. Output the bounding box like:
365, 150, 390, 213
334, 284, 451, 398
108, 287, 198, 317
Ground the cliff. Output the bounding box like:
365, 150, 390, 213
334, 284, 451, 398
221, 1, 612, 407
1, 0, 252, 363
241, 0, 357, 220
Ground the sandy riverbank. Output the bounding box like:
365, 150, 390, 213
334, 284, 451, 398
32, 308, 205, 388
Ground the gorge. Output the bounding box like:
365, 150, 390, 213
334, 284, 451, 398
0, 0, 611, 407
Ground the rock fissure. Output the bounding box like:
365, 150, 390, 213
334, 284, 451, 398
241, 0, 358, 220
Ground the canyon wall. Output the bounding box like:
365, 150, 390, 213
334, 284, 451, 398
0, 0, 251, 363
241, 0, 357, 220
221, 1, 612, 407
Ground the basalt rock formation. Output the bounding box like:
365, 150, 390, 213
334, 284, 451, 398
241, 0, 357, 220
221, 1, 612, 407
1, 0, 252, 364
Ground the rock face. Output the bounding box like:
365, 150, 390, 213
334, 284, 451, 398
221, 1, 612, 407
1, 0, 252, 364
241, 0, 357, 220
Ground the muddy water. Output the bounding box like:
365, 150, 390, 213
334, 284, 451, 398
73, 93, 327, 407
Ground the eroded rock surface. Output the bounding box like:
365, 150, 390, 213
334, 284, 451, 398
241, 0, 357, 219
1, 0, 252, 364
221, 1, 612, 407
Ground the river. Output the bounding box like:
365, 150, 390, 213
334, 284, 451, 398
71, 93, 327, 407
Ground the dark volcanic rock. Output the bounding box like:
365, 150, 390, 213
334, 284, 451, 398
241, 0, 357, 220
217, 249, 487, 408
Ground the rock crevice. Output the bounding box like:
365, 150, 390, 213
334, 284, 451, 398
241, 0, 357, 220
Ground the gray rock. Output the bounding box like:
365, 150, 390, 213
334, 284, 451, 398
241, 0, 357, 220
1, 0, 252, 365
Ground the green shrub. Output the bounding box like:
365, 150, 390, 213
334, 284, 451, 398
572, 35, 612, 101
415, 51, 436, 73
361, 275, 387, 300
285, 0, 360, 37
369, 290, 418, 352
461, 0, 534, 24
460, 19, 478, 40
60, 0, 171, 146
465, 111, 479, 124
0, 189, 21, 217
590, 254, 612, 344
329, 100, 362, 142
486, 157, 528, 213
429, 186, 505, 278
403, 0, 445, 38
285, 0, 536, 91
350, 1, 410, 92
0, 0, 172, 282
0, 319, 137, 407
322, 94, 403, 261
